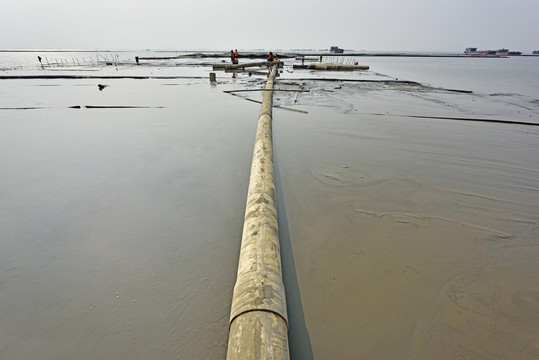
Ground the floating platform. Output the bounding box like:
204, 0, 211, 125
293, 63, 369, 71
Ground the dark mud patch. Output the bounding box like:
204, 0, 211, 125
360, 112, 539, 127
436, 87, 473, 94
72, 105, 165, 109
0, 107, 52, 110
291, 78, 422, 86
490, 92, 518, 96
0, 106, 165, 110
0, 75, 205, 80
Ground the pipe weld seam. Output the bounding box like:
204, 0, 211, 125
229, 309, 289, 330
258, 111, 273, 120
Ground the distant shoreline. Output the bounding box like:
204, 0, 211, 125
1, 49, 538, 57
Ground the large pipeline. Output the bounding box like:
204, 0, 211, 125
226, 66, 290, 359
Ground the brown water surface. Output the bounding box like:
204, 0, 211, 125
1, 68, 538, 359
0, 77, 262, 359
273, 80, 539, 359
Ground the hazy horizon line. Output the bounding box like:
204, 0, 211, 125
1, 48, 538, 54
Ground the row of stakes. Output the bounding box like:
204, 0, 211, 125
39, 53, 121, 68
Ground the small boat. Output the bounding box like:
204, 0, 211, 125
464, 47, 496, 56
330, 46, 344, 54
496, 49, 522, 56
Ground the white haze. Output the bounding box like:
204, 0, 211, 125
1, 0, 538, 52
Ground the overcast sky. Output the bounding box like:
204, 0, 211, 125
2, 0, 538, 52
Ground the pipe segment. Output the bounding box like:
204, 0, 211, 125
226, 65, 290, 360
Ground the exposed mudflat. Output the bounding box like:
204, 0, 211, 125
1, 56, 538, 359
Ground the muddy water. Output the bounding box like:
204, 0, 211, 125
1, 66, 538, 360
272, 81, 539, 359
0, 77, 265, 359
